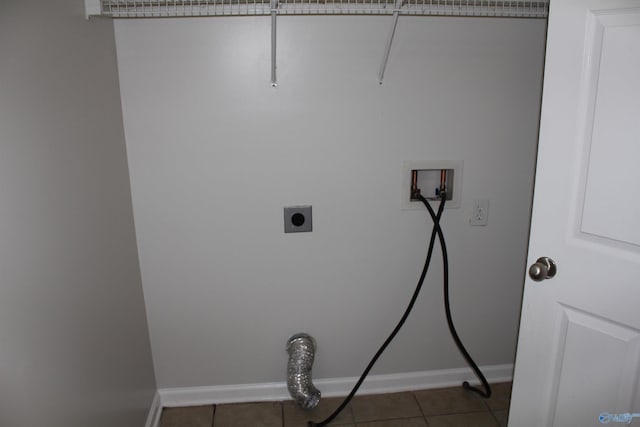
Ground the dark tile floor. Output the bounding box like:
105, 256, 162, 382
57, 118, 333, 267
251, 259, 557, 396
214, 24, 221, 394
159, 382, 511, 427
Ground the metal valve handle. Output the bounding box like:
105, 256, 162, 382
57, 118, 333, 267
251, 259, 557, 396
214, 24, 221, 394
529, 257, 557, 282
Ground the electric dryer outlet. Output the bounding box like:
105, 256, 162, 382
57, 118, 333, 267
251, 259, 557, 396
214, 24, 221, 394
284, 206, 312, 233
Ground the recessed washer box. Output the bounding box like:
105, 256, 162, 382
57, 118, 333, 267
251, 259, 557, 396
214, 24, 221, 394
284, 206, 312, 233
402, 160, 463, 209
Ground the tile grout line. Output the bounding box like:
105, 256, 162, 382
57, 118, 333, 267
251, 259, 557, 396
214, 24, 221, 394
280, 400, 284, 427
479, 387, 501, 427
410, 390, 430, 426
480, 390, 492, 413
489, 408, 502, 427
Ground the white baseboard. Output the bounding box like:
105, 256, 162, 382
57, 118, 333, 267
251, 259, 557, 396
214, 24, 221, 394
145, 391, 162, 427
158, 364, 513, 408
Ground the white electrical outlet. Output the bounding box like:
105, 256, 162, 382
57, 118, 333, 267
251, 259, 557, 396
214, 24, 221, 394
470, 199, 489, 226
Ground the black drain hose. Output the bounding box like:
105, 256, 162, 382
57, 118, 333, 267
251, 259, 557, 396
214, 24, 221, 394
308, 194, 490, 427
420, 194, 492, 400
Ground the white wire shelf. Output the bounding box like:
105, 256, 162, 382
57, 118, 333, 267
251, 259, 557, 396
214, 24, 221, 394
90, 0, 549, 18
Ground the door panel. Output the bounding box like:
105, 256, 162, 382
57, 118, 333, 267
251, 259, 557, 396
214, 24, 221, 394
579, 9, 640, 248
551, 305, 640, 426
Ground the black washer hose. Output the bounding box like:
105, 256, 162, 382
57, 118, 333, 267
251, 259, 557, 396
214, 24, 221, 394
308, 194, 490, 427
419, 194, 492, 400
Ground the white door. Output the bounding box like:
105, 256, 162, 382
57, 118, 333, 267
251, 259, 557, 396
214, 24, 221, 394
509, 0, 640, 426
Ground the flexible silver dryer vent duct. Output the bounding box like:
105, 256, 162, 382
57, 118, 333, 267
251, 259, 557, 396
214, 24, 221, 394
286, 333, 321, 410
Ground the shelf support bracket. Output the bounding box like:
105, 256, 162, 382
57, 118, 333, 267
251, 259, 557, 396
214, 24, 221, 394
84, 0, 101, 19
378, 0, 404, 84
271, 0, 279, 87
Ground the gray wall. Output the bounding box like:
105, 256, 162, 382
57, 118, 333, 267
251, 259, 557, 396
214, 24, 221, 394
115, 16, 546, 388
0, 1, 156, 426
